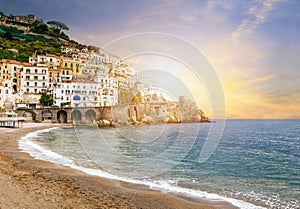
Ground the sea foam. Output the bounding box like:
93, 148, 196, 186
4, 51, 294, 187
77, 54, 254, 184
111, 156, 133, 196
18, 127, 267, 209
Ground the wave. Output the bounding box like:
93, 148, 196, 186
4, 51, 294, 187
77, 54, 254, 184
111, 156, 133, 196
19, 127, 266, 209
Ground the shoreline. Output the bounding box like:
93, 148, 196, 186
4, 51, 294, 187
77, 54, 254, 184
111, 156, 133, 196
0, 123, 237, 209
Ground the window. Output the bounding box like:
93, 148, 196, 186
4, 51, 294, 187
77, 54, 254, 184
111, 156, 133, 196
34, 89, 37, 93
34, 76, 38, 80
14, 67, 16, 71
49, 72, 52, 77
35, 69, 38, 73
26, 89, 29, 93
42, 82, 45, 86
42, 76, 45, 80
5, 84, 7, 87
26, 82, 29, 86
64, 63, 67, 67
34, 82, 37, 86
70, 63, 73, 68
26, 69, 30, 74
26, 76, 30, 80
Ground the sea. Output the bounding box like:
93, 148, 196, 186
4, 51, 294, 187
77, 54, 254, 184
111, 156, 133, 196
19, 120, 300, 209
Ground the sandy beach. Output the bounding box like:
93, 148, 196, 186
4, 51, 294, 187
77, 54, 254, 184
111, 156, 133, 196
0, 123, 236, 209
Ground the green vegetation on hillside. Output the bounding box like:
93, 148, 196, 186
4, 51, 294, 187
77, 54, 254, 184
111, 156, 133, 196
0, 33, 61, 62
0, 19, 86, 62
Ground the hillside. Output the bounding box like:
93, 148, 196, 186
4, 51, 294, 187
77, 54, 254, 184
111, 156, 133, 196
0, 14, 87, 62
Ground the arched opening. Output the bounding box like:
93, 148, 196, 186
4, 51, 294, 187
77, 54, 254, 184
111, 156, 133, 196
57, 110, 67, 123
42, 109, 52, 121
85, 109, 96, 124
13, 84, 17, 93
102, 89, 108, 96
110, 89, 114, 96
71, 110, 82, 123
23, 111, 36, 121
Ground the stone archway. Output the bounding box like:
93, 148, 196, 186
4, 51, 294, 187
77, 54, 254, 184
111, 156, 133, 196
71, 110, 82, 123
23, 111, 36, 121
85, 109, 96, 124
42, 109, 53, 121
57, 110, 67, 123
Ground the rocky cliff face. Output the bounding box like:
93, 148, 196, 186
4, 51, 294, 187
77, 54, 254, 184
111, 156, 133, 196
108, 100, 209, 126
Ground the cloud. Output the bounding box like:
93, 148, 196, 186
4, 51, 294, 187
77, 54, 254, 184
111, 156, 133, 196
231, 0, 287, 42
223, 77, 300, 119
243, 74, 276, 85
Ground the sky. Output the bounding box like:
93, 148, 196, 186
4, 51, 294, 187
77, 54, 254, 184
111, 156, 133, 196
1, 0, 300, 119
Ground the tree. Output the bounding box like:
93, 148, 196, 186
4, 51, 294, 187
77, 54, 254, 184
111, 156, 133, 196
47, 20, 69, 39
39, 93, 54, 106
47, 20, 69, 30
4, 31, 13, 40
30, 23, 48, 34
0, 49, 15, 60
0, 12, 4, 19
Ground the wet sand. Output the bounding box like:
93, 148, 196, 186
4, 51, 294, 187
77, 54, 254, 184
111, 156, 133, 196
0, 123, 237, 209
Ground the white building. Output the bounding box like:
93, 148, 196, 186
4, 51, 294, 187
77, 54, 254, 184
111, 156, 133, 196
54, 81, 99, 107
0, 59, 27, 107
29, 54, 60, 69
53, 82, 72, 107
22, 66, 48, 94
96, 77, 118, 107
71, 81, 99, 107
18, 66, 49, 108
61, 46, 80, 54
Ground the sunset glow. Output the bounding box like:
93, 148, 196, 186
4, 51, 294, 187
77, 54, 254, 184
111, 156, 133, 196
2, 0, 299, 118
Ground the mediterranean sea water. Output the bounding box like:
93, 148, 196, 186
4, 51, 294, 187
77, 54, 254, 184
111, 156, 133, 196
19, 120, 300, 209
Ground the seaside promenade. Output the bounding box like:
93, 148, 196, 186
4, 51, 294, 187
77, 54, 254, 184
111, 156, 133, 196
0, 112, 25, 128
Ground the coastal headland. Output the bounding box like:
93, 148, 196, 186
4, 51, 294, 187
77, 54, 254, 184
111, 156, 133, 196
0, 123, 236, 209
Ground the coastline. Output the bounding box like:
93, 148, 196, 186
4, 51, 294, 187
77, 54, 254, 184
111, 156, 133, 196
0, 123, 236, 209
